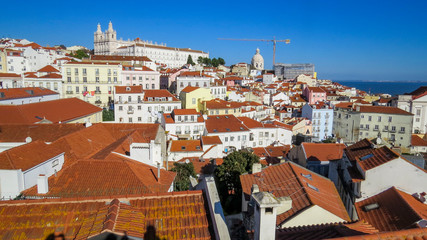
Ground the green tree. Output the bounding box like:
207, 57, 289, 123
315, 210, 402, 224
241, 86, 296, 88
187, 55, 195, 65
218, 57, 225, 66
171, 162, 197, 191
197, 56, 204, 64
202, 57, 212, 67
215, 150, 259, 214
102, 109, 114, 121
211, 58, 219, 67
70, 49, 89, 59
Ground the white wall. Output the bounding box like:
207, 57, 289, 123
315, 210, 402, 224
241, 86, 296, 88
358, 158, 427, 201
280, 205, 346, 228
0, 169, 24, 200
23, 153, 64, 189
0, 94, 59, 105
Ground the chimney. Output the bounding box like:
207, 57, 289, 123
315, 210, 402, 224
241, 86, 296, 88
37, 174, 48, 194
252, 163, 262, 174
252, 192, 281, 240
157, 162, 161, 182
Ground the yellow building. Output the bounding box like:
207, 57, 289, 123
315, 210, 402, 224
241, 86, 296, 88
0, 49, 7, 73
200, 98, 242, 116
363, 95, 380, 103
62, 61, 122, 108
179, 86, 212, 112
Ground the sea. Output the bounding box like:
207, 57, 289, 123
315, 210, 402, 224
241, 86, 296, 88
334, 81, 427, 96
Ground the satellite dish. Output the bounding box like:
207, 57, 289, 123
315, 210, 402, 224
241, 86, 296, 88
25, 137, 32, 143
185, 159, 190, 164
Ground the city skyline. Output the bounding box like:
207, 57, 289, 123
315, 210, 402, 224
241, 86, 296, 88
1, 0, 426, 81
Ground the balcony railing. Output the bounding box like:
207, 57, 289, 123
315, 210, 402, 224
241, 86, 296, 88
66, 91, 73, 94
176, 131, 182, 134
95, 91, 101, 94
95, 100, 102, 104
127, 110, 134, 114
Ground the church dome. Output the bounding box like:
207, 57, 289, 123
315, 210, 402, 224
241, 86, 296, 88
251, 48, 264, 70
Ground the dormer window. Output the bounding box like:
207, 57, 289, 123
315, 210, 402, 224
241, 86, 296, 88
126, 87, 131, 91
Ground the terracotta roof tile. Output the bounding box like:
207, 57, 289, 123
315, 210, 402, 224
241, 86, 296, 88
355, 187, 427, 232
0, 191, 211, 240
358, 106, 412, 115
37, 65, 60, 73
276, 221, 378, 240
326, 228, 427, 240
181, 86, 200, 93
412, 134, 427, 147
0, 87, 58, 100
201, 136, 222, 145
0, 73, 21, 78
205, 115, 249, 133
302, 143, 346, 162
170, 140, 203, 152
0, 98, 102, 124
204, 99, 242, 109
0, 124, 85, 142
22, 154, 176, 198
115, 85, 143, 94
91, 55, 152, 62
240, 162, 350, 226
0, 140, 63, 171
144, 89, 179, 101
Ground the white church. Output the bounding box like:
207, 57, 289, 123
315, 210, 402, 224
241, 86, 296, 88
94, 22, 209, 68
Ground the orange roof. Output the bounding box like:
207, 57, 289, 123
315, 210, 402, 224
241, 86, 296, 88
0, 140, 63, 171
0, 191, 210, 240
181, 86, 200, 93
170, 140, 203, 152
412, 134, 427, 147
0, 124, 85, 142
307, 86, 326, 93
37, 65, 60, 73
38, 73, 62, 79
276, 221, 378, 240
241, 162, 350, 226
115, 85, 143, 94
201, 136, 222, 145
0, 98, 102, 124
204, 99, 242, 109
334, 102, 353, 109
176, 157, 223, 175
302, 143, 346, 162
0, 73, 21, 78
355, 187, 427, 232
205, 115, 249, 133
0, 87, 58, 100
23, 154, 176, 198
358, 106, 412, 115
179, 71, 212, 78
238, 116, 264, 128
328, 228, 427, 240
173, 108, 199, 115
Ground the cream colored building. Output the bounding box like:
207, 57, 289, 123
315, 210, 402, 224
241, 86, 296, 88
0, 49, 6, 73
62, 62, 122, 108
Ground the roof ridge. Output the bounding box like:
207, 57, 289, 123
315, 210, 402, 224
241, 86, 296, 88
392, 187, 425, 220
102, 199, 121, 232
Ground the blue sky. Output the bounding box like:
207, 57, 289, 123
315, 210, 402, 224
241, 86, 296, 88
1, 0, 426, 81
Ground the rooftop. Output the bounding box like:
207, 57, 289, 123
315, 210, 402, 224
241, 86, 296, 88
0, 87, 58, 101
205, 115, 249, 133
302, 143, 346, 162
358, 106, 412, 115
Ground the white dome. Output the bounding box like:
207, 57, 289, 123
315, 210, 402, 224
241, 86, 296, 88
251, 48, 264, 70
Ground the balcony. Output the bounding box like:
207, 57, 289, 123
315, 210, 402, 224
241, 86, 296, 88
95, 100, 102, 104
95, 91, 101, 94
390, 129, 396, 133
382, 128, 388, 132
185, 131, 191, 134
193, 131, 200, 134
399, 130, 405, 134
176, 131, 182, 135
127, 110, 134, 114
373, 128, 379, 131
66, 91, 73, 94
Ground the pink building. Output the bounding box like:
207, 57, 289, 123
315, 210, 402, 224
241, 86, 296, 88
160, 68, 189, 90
303, 86, 326, 104
121, 65, 160, 89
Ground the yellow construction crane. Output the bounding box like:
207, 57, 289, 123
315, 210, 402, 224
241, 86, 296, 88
218, 37, 290, 66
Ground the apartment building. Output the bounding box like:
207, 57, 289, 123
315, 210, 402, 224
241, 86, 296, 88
161, 109, 205, 140
62, 61, 122, 107
302, 102, 334, 141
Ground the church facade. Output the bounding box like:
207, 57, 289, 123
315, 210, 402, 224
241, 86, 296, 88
94, 22, 209, 68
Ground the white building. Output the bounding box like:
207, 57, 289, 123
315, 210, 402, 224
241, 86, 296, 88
4, 49, 28, 74
114, 86, 181, 123
204, 114, 251, 153
0, 72, 23, 89
121, 65, 160, 89
302, 102, 334, 141
94, 22, 209, 68
176, 71, 213, 96
23, 65, 62, 94
166, 136, 224, 163
11, 43, 67, 72
161, 109, 206, 140
210, 84, 227, 100
0, 140, 65, 200
394, 87, 427, 134
0, 87, 59, 105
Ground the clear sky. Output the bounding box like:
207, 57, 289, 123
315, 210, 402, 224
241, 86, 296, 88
1, 0, 426, 81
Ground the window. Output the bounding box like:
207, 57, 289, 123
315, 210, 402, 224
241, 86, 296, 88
225, 137, 228, 142
365, 124, 369, 130
243, 135, 247, 141
96, 77, 99, 83
391, 126, 396, 132
368, 116, 372, 121
400, 127, 405, 133
230, 136, 234, 141
416, 118, 420, 122
114, 77, 117, 83
374, 125, 379, 130
146, 84, 149, 89
83, 77, 87, 83
67, 77, 71, 83
76, 86, 79, 93
108, 77, 111, 83
75, 77, 79, 83
95, 68, 99, 75
75, 68, 78, 74
138, 117, 142, 122
192, 98, 196, 104
138, 105, 141, 110
129, 118, 133, 123
378, 116, 381, 122
361, 115, 364, 118
83, 68, 87, 74
119, 106, 123, 111
128, 96, 132, 102
265, 207, 273, 214
152, 84, 155, 89
388, 116, 392, 122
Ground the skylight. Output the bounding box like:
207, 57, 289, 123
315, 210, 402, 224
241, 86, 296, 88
213, 129, 218, 132
301, 173, 312, 180
306, 183, 319, 192
226, 128, 230, 131
360, 154, 374, 161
